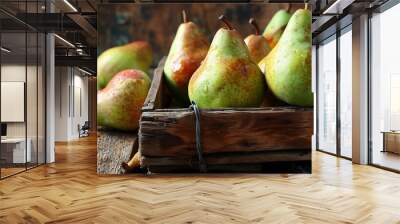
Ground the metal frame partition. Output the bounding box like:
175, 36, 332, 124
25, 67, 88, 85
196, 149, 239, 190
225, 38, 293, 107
0, 1, 47, 180
314, 15, 353, 160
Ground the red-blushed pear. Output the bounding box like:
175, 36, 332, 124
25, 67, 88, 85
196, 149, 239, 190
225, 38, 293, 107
259, 4, 313, 107
164, 10, 209, 105
97, 69, 151, 131
262, 4, 292, 49
244, 18, 270, 63
188, 15, 265, 109
97, 41, 152, 89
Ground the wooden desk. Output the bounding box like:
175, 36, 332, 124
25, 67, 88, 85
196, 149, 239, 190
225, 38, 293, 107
382, 131, 400, 154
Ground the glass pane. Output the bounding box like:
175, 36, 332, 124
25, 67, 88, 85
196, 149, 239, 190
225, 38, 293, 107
27, 31, 38, 169
317, 36, 337, 154
339, 28, 352, 158
371, 4, 400, 171
38, 33, 45, 165
25, 0, 39, 169
1, 30, 27, 177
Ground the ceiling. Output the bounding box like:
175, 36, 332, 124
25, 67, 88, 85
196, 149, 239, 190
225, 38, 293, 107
0, 0, 392, 74
0, 0, 97, 73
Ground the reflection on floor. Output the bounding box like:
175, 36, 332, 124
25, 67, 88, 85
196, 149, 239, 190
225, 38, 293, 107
0, 162, 42, 179
0, 135, 400, 223
373, 150, 400, 171
0, 167, 25, 177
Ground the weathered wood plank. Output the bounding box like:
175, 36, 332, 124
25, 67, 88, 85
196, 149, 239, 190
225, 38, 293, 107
150, 106, 311, 112
139, 109, 313, 157
97, 130, 138, 174
142, 57, 167, 111
146, 160, 311, 173
147, 164, 265, 173
141, 149, 310, 166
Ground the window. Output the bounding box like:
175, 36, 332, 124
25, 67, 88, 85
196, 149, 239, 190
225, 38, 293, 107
370, 3, 400, 171
339, 27, 352, 158
317, 35, 337, 154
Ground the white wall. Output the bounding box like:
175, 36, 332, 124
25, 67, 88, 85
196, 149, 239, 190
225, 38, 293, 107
55, 67, 69, 141
72, 73, 89, 138
1, 65, 39, 138
1, 63, 46, 164
54, 67, 89, 141
1, 65, 26, 140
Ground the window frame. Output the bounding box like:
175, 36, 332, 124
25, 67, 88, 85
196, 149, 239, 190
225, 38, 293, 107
314, 18, 353, 161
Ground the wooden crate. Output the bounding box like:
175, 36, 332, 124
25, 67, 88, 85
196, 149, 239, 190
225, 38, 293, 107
139, 58, 313, 173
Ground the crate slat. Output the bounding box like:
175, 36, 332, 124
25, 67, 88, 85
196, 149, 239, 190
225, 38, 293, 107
138, 57, 313, 172
142, 58, 168, 111
141, 149, 310, 166
139, 109, 312, 157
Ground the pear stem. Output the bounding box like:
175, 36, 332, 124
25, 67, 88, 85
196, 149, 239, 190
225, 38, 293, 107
286, 3, 292, 12
305, 2, 309, 10
218, 15, 234, 30
182, 10, 187, 23
249, 18, 260, 36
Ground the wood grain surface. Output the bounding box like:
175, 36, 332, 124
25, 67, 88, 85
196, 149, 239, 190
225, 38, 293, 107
139, 58, 313, 169
98, 3, 304, 63
97, 130, 138, 174
140, 109, 313, 157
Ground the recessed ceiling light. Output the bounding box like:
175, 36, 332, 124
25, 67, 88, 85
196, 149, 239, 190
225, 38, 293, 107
78, 67, 93, 76
63, 0, 78, 12
54, 34, 75, 48
323, 0, 355, 15
1, 47, 11, 53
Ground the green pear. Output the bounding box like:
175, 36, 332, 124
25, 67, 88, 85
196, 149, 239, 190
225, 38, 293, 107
244, 18, 270, 63
164, 11, 209, 105
259, 6, 313, 107
97, 69, 151, 131
97, 41, 152, 89
262, 5, 292, 49
188, 15, 265, 108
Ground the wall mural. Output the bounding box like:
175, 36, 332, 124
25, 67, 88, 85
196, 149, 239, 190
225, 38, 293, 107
97, 3, 313, 174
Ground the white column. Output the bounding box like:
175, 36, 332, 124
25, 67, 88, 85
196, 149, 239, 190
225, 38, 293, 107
352, 14, 369, 164
45, 1, 55, 163
46, 33, 55, 163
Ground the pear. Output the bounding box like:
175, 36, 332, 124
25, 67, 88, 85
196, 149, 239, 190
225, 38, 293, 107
164, 10, 209, 105
97, 69, 151, 131
244, 18, 270, 63
259, 5, 313, 107
97, 41, 152, 89
262, 4, 292, 49
188, 15, 265, 108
